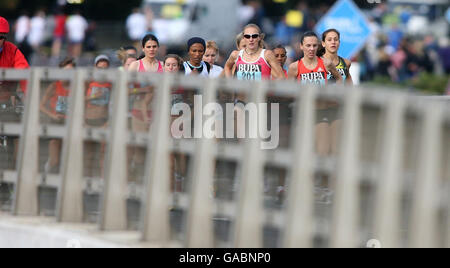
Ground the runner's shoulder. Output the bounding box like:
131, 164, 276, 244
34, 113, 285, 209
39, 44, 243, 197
128, 60, 140, 71
230, 50, 240, 59
288, 61, 299, 70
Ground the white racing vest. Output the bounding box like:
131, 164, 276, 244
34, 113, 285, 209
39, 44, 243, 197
183, 61, 210, 77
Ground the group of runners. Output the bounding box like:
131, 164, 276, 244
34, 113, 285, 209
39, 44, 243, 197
1, 16, 354, 193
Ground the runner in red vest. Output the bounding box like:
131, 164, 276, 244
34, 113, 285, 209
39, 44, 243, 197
288, 32, 341, 85
39, 58, 75, 174
288, 31, 343, 158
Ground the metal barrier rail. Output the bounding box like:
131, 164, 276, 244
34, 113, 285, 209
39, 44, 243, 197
0, 68, 449, 248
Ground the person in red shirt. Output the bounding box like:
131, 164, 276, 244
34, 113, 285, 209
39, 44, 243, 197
0, 17, 29, 69
0, 16, 30, 167
0, 16, 29, 112
51, 9, 67, 58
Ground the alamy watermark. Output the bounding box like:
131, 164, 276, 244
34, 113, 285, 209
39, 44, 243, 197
170, 95, 280, 150
367, 0, 382, 4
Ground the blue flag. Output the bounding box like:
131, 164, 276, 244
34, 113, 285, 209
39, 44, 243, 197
315, 0, 374, 60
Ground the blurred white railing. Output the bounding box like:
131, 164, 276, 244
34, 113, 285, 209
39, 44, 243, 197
0, 68, 449, 248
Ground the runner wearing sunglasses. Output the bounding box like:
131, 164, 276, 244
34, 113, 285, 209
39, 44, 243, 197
224, 24, 284, 82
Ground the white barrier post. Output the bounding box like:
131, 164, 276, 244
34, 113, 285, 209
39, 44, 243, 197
186, 78, 218, 248
349, 63, 360, 86
13, 68, 42, 216
99, 70, 128, 231
283, 85, 316, 248
330, 86, 362, 248
141, 73, 172, 244
57, 69, 86, 222
233, 81, 266, 248
373, 93, 405, 248
409, 102, 443, 248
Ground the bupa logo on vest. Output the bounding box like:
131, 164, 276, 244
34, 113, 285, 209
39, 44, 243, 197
238, 64, 262, 73
301, 72, 325, 82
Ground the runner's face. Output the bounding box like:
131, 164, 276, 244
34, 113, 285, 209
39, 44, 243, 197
243, 27, 260, 50
273, 48, 287, 66
188, 43, 205, 66
203, 48, 217, 66
323, 31, 340, 54
96, 61, 109, 69
301, 36, 319, 60
164, 58, 179, 73
144, 40, 159, 59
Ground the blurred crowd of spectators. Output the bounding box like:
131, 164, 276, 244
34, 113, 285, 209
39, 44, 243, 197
12, 5, 94, 63
7, 0, 450, 93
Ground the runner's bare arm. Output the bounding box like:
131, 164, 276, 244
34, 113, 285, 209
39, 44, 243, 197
287, 62, 298, 80
224, 51, 239, 78
323, 57, 343, 84
39, 82, 60, 120
265, 50, 284, 80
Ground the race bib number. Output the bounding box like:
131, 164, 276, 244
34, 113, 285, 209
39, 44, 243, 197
327, 69, 346, 82
56, 96, 68, 114
90, 87, 110, 106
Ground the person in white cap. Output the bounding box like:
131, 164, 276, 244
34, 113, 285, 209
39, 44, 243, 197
85, 54, 111, 128
84, 54, 111, 177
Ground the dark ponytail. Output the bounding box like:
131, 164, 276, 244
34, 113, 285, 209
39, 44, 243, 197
317, 44, 326, 57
